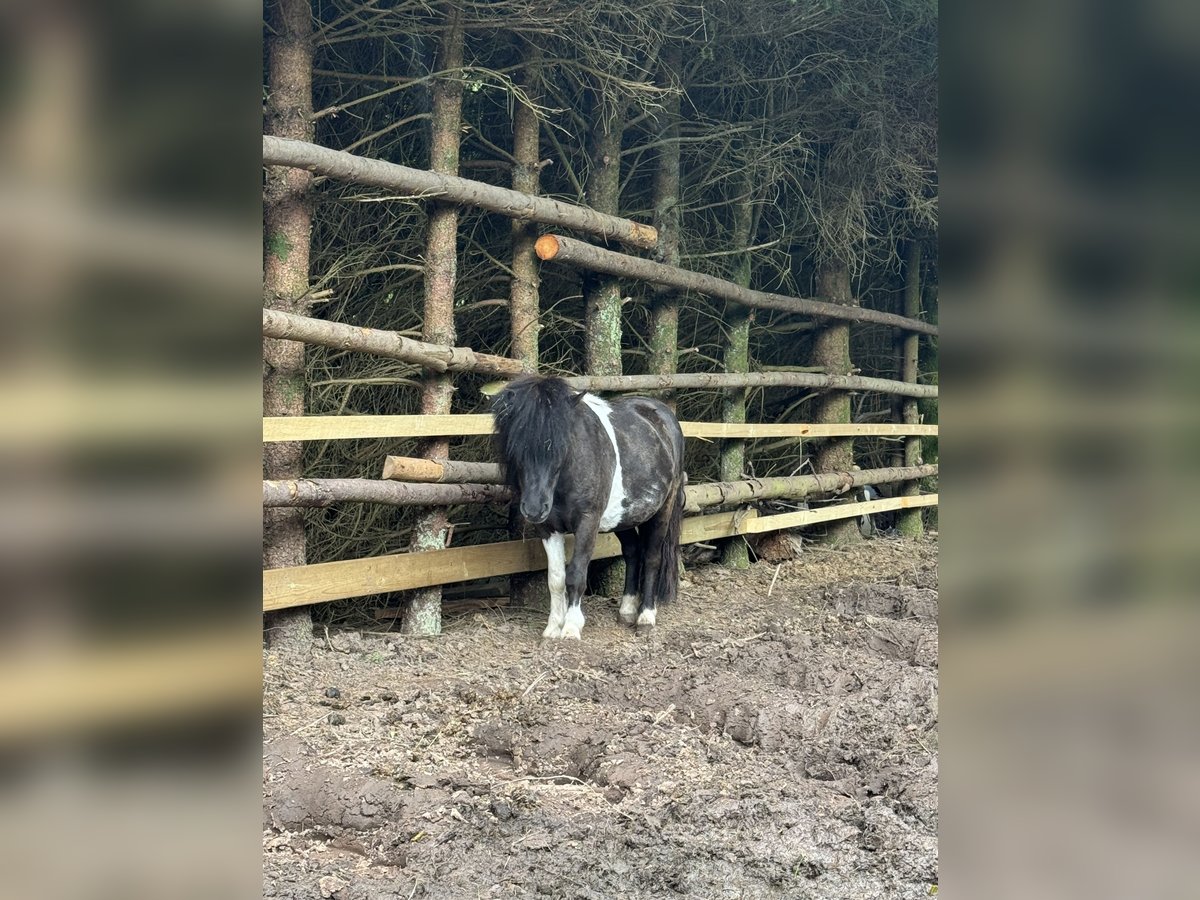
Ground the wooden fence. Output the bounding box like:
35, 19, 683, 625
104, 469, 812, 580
262, 137, 937, 624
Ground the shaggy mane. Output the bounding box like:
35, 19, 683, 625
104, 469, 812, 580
491, 375, 577, 488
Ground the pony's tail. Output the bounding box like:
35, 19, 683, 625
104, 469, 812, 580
655, 480, 686, 606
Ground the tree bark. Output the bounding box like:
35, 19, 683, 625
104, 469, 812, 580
648, 46, 682, 394
583, 109, 626, 377
897, 240, 925, 538
811, 260, 859, 544
535, 235, 937, 336
262, 136, 658, 250
263, 0, 314, 653
263, 308, 529, 376
560, 371, 936, 398
684, 464, 938, 513
264, 479, 511, 508
261, 465, 937, 513
507, 42, 544, 610
719, 176, 754, 569
582, 105, 627, 595
404, 7, 463, 636
382, 456, 505, 484
509, 42, 542, 369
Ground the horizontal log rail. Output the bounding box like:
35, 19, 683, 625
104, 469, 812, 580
264, 136, 657, 250
681, 464, 938, 512
264, 415, 938, 443
263, 308, 530, 376
536, 234, 938, 336
264, 464, 937, 511
263, 479, 511, 508
262, 493, 938, 611
560, 371, 937, 399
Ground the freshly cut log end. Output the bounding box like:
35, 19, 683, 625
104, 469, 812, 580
534, 234, 561, 260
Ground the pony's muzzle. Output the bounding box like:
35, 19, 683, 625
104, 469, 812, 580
520, 499, 552, 524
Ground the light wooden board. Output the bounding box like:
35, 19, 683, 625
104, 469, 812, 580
262, 495, 939, 611
264, 414, 938, 443
0, 627, 260, 742
742, 494, 939, 533
263, 509, 759, 611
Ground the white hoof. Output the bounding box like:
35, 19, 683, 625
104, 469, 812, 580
618, 594, 638, 625
543, 620, 564, 639
636, 608, 657, 628
560, 606, 584, 640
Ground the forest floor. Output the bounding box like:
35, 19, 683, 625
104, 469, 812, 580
263, 534, 938, 900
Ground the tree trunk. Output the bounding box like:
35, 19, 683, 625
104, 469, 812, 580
263, 308, 529, 375
648, 46, 682, 396
263, 0, 314, 653
811, 260, 859, 544
535, 235, 936, 336
719, 176, 754, 569
263, 136, 658, 250
897, 240, 925, 538
403, 6, 463, 636
583, 103, 625, 594
507, 42, 545, 610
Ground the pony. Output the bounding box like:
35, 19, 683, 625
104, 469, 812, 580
492, 375, 686, 640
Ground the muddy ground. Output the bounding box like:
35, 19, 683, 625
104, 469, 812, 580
264, 536, 938, 899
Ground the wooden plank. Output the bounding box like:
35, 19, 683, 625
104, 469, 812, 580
742, 494, 939, 533
681, 422, 939, 439
263, 509, 758, 611
0, 627, 259, 742
264, 415, 938, 443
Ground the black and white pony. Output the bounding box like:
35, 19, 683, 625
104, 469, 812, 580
492, 375, 686, 640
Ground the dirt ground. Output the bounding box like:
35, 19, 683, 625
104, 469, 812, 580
263, 535, 938, 899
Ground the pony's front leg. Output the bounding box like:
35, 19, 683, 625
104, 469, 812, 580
542, 533, 568, 639
561, 518, 600, 640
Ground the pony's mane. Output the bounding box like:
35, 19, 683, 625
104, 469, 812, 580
491, 375, 578, 487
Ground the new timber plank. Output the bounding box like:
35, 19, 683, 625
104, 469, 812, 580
743, 494, 939, 533
263, 415, 938, 443
263, 509, 758, 611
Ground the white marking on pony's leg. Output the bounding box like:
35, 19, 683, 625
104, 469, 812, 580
542, 533, 567, 639
560, 604, 585, 640
636, 607, 657, 628
579, 394, 626, 531
619, 594, 638, 625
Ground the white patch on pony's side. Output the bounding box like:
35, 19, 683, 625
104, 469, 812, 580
580, 394, 626, 531
636, 607, 657, 628
619, 594, 638, 624
561, 604, 585, 640
542, 533, 567, 639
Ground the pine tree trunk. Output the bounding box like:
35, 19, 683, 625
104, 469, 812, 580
811, 260, 860, 544
402, 6, 463, 636
719, 177, 754, 569
263, 0, 314, 653
897, 240, 925, 538
583, 108, 625, 377
508, 42, 545, 610
648, 46, 682, 396
583, 104, 625, 595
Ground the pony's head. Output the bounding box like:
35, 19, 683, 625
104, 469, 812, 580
491, 376, 579, 525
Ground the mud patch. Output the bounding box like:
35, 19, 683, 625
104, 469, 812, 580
264, 535, 939, 899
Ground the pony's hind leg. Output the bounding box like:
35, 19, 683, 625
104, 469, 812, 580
616, 528, 642, 625
637, 484, 684, 631
542, 533, 567, 639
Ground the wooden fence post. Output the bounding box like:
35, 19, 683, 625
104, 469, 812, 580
897, 240, 925, 538
811, 259, 860, 544
263, 0, 314, 653
508, 41, 545, 610
648, 45, 682, 397
719, 171, 754, 569
402, 5, 464, 636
